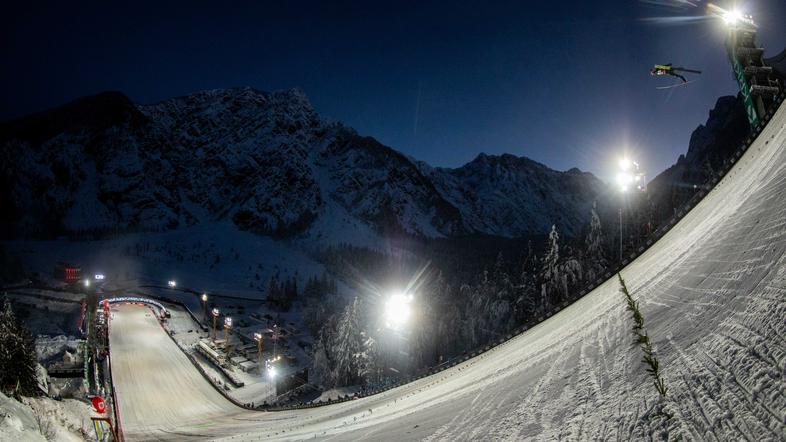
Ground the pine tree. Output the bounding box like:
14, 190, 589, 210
514, 241, 539, 322
357, 333, 380, 386
539, 225, 561, 313
559, 246, 583, 302
332, 297, 365, 386
411, 295, 438, 368
0, 299, 39, 396
311, 330, 335, 389
584, 202, 608, 283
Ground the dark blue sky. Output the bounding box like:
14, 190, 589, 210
2, 1, 785, 180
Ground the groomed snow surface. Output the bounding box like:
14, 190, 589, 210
111, 102, 786, 441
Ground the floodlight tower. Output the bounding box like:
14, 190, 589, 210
384, 292, 413, 329
224, 317, 233, 356
211, 308, 220, 342
254, 332, 264, 372
271, 324, 280, 360
616, 158, 646, 261
200, 293, 208, 322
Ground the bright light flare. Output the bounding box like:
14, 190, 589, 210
83, 279, 91, 288
707, 3, 755, 28
211, 307, 220, 317
201, 293, 208, 302
385, 292, 413, 328
268, 366, 277, 379
723, 9, 743, 25
167, 280, 177, 288
617, 172, 634, 187
94, 274, 105, 280
619, 158, 632, 171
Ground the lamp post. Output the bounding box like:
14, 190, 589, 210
270, 324, 280, 360
211, 308, 220, 342
200, 293, 208, 322
616, 158, 646, 261
254, 332, 263, 373
224, 317, 233, 356
382, 291, 415, 380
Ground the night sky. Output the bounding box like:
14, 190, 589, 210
2, 1, 785, 181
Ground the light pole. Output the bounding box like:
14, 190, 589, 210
616, 158, 646, 261
619, 205, 623, 261
382, 291, 415, 380
254, 332, 263, 373
224, 317, 233, 356
270, 324, 280, 360
201, 293, 208, 323
211, 308, 220, 342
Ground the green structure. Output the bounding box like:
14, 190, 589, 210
724, 15, 782, 129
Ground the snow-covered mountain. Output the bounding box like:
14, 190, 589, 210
422, 154, 607, 237
1, 87, 607, 241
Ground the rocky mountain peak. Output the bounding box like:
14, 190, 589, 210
2, 87, 610, 241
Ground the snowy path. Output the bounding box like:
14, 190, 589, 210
111, 102, 786, 441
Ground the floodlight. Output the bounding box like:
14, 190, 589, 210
384, 292, 412, 328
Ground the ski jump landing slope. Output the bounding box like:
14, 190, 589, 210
110, 102, 786, 441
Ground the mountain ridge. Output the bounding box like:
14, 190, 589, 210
1, 87, 744, 244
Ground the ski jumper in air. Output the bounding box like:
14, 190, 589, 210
650, 64, 702, 83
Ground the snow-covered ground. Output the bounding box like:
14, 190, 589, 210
0, 392, 93, 442
106, 101, 786, 440
36, 335, 83, 363
313, 386, 361, 403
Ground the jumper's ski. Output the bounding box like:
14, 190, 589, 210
656, 80, 695, 90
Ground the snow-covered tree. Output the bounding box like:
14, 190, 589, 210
559, 246, 583, 302
332, 297, 365, 386
513, 241, 540, 322
310, 331, 334, 388
0, 299, 39, 396
584, 202, 608, 283
539, 225, 561, 312
356, 333, 380, 386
